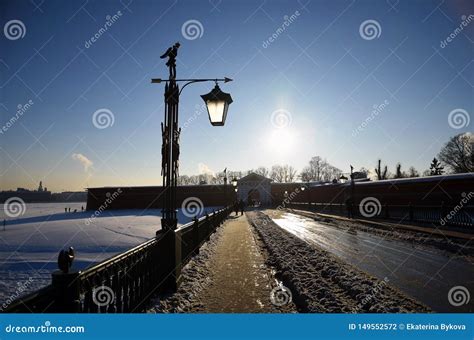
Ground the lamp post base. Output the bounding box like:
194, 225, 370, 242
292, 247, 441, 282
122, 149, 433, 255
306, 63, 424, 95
156, 218, 181, 292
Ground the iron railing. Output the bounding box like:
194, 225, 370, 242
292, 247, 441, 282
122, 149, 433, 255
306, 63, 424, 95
4, 206, 231, 313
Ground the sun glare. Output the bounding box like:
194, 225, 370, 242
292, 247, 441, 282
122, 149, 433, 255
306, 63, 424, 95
266, 128, 295, 152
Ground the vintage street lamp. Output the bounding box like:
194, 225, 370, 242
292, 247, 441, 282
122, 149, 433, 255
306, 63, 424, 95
201, 84, 233, 126
151, 42, 233, 292
152, 43, 233, 232
231, 177, 238, 187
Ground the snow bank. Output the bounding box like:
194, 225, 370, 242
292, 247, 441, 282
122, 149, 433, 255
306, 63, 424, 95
247, 211, 430, 313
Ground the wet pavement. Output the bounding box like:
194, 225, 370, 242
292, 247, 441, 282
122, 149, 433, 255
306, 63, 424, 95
265, 210, 473, 312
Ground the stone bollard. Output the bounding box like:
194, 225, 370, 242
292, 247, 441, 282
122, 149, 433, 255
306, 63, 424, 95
51, 270, 81, 312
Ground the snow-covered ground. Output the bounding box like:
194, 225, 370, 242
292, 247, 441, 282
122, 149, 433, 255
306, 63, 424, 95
247, 210, 430, 313
0, 202, 220, 307
267, 210, 473, 312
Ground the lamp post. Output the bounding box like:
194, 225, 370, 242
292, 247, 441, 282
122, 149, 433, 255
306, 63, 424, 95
223, 168, 228, 206
231, 176, 238, 202
151, 42, 233, 291
350, 165, 355, 204
340, 166, 355, 218
152, 42, 233, 232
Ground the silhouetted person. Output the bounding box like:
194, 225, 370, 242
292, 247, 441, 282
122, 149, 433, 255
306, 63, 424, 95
68, 207, 71, 213
234, 201, 239, 216
160, 42, 180, 79
65, 207, 67, 213
239, 199, 245, 216
81, 206, 84, 212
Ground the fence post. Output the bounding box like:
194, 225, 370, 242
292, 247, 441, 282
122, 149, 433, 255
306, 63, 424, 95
156, 227, 180, 292
408, 203, 414, 222
440, 201, 446, 225
51, 270, 81, 312
205, 214, 210, 241
192, 216, 199, 256
211, 210, 216, 233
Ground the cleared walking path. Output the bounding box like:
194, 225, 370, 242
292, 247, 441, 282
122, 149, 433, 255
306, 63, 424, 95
150, 213, 296, 313
197, 213, 291, 312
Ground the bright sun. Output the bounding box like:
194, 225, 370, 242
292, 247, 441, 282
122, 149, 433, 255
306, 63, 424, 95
266, 128, 295, 153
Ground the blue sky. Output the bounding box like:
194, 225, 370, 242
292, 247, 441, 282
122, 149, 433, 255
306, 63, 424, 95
0, 0, 472, 191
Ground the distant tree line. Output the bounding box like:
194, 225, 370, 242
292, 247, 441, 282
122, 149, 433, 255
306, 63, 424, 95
374, 132, 473, 180
178, 133, 473, 185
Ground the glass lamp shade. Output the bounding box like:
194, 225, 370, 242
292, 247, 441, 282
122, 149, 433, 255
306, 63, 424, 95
231, 177, 238, 187
201, 84, 233, 126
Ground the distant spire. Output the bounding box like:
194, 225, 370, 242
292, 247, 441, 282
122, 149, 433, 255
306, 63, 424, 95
38, 181, 43, 192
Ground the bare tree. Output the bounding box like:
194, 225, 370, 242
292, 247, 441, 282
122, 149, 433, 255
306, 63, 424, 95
254, 166, 269, 178
285, 165, 297, 182
394, 163, 406, 178
438, 133, 473, 173
178, 175, 191, 185
270, 165, 285, 183
300, 156, 341, 182
408, 166, 419, 178
270, 164, 297, 183
375, 159, 388, 180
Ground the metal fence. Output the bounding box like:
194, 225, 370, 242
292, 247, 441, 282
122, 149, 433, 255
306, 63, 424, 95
286, 202, 474, 228
4, 207, 231, 313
